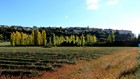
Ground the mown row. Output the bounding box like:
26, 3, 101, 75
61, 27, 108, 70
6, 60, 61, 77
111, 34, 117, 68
0, 47, 121, 78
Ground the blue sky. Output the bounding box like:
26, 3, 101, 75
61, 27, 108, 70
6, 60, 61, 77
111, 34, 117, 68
0, 0, 140, 35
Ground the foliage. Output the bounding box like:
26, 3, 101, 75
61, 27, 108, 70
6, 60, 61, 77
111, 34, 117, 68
10, 30, 99, 46
10, 30, 47, 46
107, 32, 115, 43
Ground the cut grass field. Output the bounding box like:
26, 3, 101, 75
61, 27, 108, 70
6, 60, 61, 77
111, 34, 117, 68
38, 47, 138, 79
0, 44, 139, 79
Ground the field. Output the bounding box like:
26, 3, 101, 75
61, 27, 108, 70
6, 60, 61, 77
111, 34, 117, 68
0, 44, 139, 79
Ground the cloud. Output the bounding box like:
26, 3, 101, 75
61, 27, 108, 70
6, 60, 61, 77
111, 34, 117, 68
106, 0, 118, 6
86, 0, 119, 10
65, 16, 69, 19
86, 0, 100, 10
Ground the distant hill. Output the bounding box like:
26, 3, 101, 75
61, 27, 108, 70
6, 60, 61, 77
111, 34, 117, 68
0, 25, 135, 41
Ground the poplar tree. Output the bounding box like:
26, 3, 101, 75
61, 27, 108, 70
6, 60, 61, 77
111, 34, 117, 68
86, 34, 90, 44
42, 30, 47, 46
65, 36, 69, 43
107, 35, 112, 43
93, 35, 97, 43
68, 35, 72, 44
60, 36, 64, 44
81, 34, 85, 46
34, 30, 38, 45
72, 35, 75, 44
15, 31, 21, 46
24, 33, 28, 45
28, 35, 33, 45
31, 31, 35, 45
75, 35, 79, 45
52, 33, 56, 46
107, 32, 115, 43
111, 32, 115, 42
37, 31, 42, 45
20, 32, 24, 46
10, 32, 16, 46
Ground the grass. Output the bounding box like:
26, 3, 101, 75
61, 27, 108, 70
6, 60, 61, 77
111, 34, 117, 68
41, 47, 138, 79
0, 42, 10, 47
0, 42, 139, 79
136, 48, 140, 79
0, 46, 123, 78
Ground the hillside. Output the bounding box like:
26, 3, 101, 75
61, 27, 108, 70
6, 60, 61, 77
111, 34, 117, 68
0, 25, 135, 42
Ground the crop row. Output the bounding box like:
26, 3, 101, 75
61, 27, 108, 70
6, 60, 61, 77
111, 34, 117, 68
0, 69, 39, 77
0, 47, 121, 77
0, 64, 53, 71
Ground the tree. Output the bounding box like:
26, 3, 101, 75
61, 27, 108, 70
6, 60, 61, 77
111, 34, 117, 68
52, 33, 56, 46
31, 31, 35, 45
110, 32, 115, 42
23, 33, 28, 45
28, 35, 33, 45
93, 35, 97, 43
65, 36, 69, 43
42, 30, 47, 46
20, 32, 25, 45
10, 32, 16, 46
69, 35, 73, 44
107, 35, 112, 43
75, 35, 79, 45
34, 30, 38, 45
71, 35, 75, 44
37, 31, 42, 45
81, 34, 85, 46
15, 31, 21, 46
86, 34, 90, 44
60, 36, 65, 44
107, 32, 115, 43
34, 30, 42, 45
77, 39, 81, 46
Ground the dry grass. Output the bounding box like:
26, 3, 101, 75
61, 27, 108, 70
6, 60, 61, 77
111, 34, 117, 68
35, 47, 138, 79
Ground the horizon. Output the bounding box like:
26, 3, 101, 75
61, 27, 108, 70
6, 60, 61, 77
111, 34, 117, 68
0, 0, 140, 35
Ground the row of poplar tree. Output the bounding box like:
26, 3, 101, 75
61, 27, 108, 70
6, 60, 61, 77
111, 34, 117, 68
10, 30, 46, 46
10, 30, 115, 46
10, 30, 98, 46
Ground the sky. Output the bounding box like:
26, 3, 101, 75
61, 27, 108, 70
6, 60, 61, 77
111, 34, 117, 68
0, 0, 140, 35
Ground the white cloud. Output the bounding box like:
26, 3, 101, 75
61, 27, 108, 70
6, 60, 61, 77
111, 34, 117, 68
86, 0, 100, 10
87, 0, 99, 5
65, 16, 69, 19
86, 0, 119, 10
87, 4, 99, 10
106, 0, 118, 6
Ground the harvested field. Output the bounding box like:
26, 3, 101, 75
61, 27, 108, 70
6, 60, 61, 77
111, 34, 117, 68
37, 47, 138, 79
0, 47, 138, 79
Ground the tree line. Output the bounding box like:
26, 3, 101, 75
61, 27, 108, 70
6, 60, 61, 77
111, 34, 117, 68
0, 25, 135, 41
10, 30, 115, 46
10, 30, 46, 46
